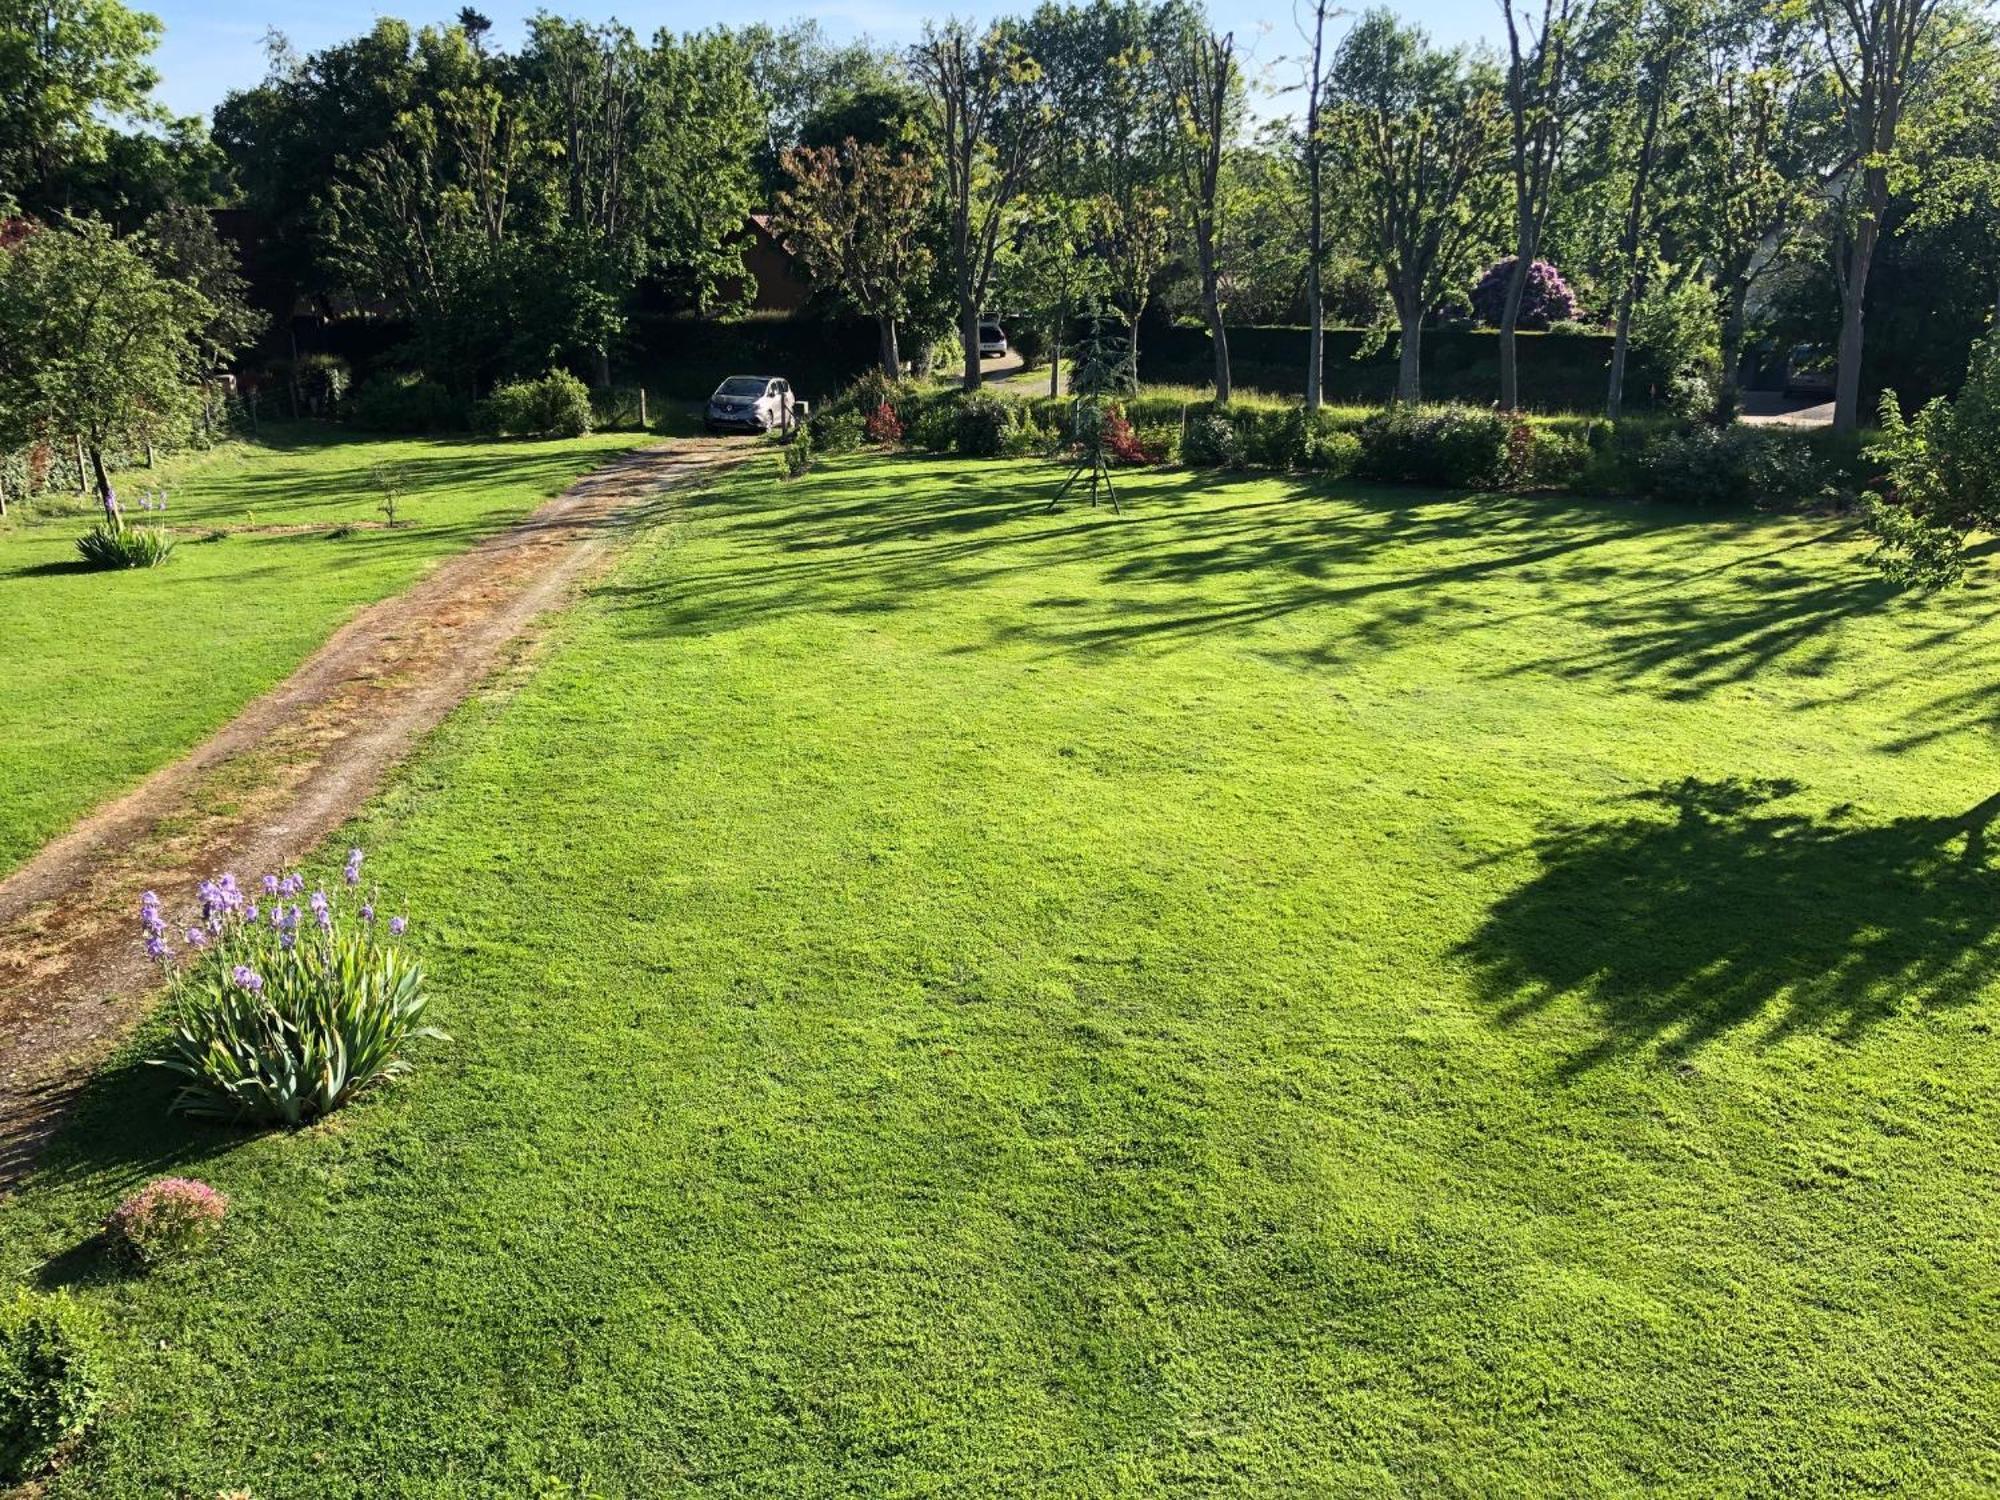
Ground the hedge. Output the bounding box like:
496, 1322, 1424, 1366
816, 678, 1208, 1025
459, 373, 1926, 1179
1138, 324, 1667, 413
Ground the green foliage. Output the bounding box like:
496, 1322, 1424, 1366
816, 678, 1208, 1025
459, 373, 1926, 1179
1356, 405, 1514, 488
477, 369, 595, 440
347, 373, 463, 434
907, 399, 959, 453
808, 407, 866, 454
0, 216, 220, 484
953, 394, 1015, 458
154, 927, 445, 1128
782, 425, 816, 480
1182, 411, 1245, 468
1859, 334, 2000, 587
0, 0, 165, 212
0, 1289, 102, 1483
75, 514, 173, 568
1637, 425, 1820, 509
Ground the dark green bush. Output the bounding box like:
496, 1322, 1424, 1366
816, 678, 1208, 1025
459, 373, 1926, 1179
1637, 425, 1819, 508
906, 398, 958, 452
477, 369, 593, 439
1183, 412, 1245, 468
1356, 405, 1513, 487
954, 394, 1015, 457
0, 1290, 103, 1482
348, 372, 462, 433
809, 406, 866, 454
782, 425, 816, 479
1011, 326, 1047, 369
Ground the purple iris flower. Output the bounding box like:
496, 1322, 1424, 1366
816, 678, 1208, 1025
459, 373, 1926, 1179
185, 927, 207, 949
246, 902, 259, 922
146, 935, 169, 962
388, 915, 407, 937
231, 965, 264, 995
361, 902, 375, 924
344, 848, 364, 886
263, 874, 280, 896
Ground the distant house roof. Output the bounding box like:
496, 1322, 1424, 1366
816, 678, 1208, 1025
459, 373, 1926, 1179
723, 211, 811, 315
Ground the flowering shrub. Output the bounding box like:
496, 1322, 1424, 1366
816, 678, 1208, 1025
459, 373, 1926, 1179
105, 1177, 229, 1264
0, 1289, 102, 1483
1098, 406, 1158, 467
76, 501, 174, 569
143, 852, 443, 1127
1471, 258, 1579, 330
864, 400, 904, 445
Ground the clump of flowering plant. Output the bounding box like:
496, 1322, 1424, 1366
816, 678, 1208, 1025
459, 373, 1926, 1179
864, 400, 903, 446
143, 851, 444, 1127
105, 1177, 228, 1265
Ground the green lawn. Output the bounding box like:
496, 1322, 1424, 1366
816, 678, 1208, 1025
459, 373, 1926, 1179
0, 426, 645, 875
4, 453, 1998, 1495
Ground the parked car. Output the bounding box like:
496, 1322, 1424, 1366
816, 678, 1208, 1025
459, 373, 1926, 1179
706, 375, 799, 434
1783, 345, 1836, 400
978, 321, 1008, 360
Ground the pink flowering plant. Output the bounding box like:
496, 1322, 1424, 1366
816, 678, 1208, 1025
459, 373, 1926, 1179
105, 1177, 229, 1265
142, 850, 445, 1127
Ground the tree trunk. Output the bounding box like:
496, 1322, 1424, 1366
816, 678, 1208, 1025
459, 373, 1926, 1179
1196, 218, 1230, 404
1498, 252, 1529, 411
1304, 4, 1326, 414
878, 315, 901, 379
1606, 281, 1638, 422
1305, 226, 1324, 413
592, 346, 612, 390
1050, 332, 1062, 397
1396, 312, 1423, 404
1833, 221, 1878, 432
961, 299, 983, 391
89, 445, 115, 521
1128, 313, 1142, 385
1718, 284, 1751, 415
73, 435, 88, 494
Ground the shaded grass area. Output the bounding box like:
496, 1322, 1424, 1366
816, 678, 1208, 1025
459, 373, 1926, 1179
2, 454, 1997, 1494
0, 424, 646, 874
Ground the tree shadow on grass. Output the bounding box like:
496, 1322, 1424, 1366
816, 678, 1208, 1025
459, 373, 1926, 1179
1459, 777, 2000, 1071
6, 1051, 255, 1201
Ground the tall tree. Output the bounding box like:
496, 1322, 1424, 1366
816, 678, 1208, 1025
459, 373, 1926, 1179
999, 194, 1109, 393
1300, 0, 1336, 410
0, 0, 163, 212
0, 215, 224, 510
773, 140, 935, 376
1159, 14, 1238, 400
1326, 10, 1505, 403
1686, 0, 1820, 411
1498, 0, 1590, 410
1599, 0, 1704, 418
1812, 0, 1950, 429
909, 21, 1052, 390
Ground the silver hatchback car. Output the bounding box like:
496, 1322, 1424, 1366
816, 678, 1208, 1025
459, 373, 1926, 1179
706, 375, 798, 434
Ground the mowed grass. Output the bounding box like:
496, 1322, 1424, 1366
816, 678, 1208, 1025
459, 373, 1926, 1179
4, 453, 1999, 1495
0, 426, 645, 874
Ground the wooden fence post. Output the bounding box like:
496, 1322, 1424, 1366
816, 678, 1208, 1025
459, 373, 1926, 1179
639, 387, 648, 429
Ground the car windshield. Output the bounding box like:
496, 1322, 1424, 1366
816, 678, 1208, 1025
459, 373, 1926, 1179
715, 377, 767, 398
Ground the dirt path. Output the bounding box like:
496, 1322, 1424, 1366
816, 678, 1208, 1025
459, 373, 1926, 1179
0, 439, 738, 1187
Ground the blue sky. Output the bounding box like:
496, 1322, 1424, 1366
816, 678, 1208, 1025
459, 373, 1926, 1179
148, 0, 1507, 122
